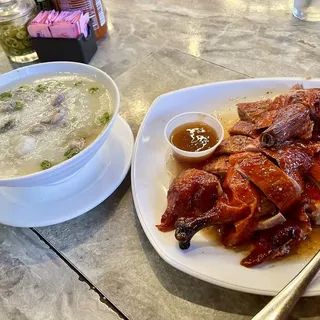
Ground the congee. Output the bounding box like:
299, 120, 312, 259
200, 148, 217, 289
0, 74, 112, 178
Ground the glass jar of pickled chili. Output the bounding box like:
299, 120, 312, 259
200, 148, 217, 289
0, 0, 38, 63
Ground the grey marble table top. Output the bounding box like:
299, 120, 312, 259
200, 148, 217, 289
1, 0, 320, 319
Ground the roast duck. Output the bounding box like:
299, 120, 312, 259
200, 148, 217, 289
157, 84, 320, 267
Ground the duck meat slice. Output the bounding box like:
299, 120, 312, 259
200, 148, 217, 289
175, 166, 275, 249
228, 120, 258, 138
223, 167, 259, 213
256, 95, 316, 132
237, 99, 273, 123
252, 138, 320, 157
203, 155, 231, 177
214, 135, 254, 155
255, 143, 312, 189
221, 213, 258, 247
157, 169, 222, 232
223, 167, 277, 216
229, 151, 261, 166
240, 220, 305, 267
236, 86, 315, 130
222, 203, 279, 248
260, 103, 313, 148
273, 148, 311, 190
175, 197, 251, 249
230, 148, 305, 209
220, 170, 258, 247
237, 94, 288, 128
282, 88, 320, 129
254, 109, 280, 130
220, 168, 276, 247
235, 153, 302, 213
285, 88, 320, 107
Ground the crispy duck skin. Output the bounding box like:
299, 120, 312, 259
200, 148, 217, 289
221, 167, 276, 247
220, 168, 275, 247
202, 155, 231, 177
236, 94, 288, 128
237, 99, 273, 122
239, 87, 319, 130
253, 143, 312, 189
241, 205, 311, 268
284, 88, 320, 124
175, 198, 251, 249
223, 167, 276, 218
247, 138, 320, 158
285, 88, 320, 110
229, 151, 261, 166
214, 135, 254, 155
175, 167, 276, 249
157, 169, 221, 232
241, 221, 305, 268
255, 89, 320, 134
228, 120, 258, 138
254, 109, 280, 130
235, 153, 302, 212
223, 168, 259, 209
260, 104, 313, 148
221, 214, 258, 247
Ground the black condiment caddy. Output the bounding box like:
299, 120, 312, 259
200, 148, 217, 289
30, 20, 97, 64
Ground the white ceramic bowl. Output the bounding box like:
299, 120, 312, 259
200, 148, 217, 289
0, 62, 120, 187
164, 112, 224, 163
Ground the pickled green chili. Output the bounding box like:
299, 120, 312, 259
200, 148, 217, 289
0, 24, 35, 57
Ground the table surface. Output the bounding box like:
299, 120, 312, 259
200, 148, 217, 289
2, 0, 320, 319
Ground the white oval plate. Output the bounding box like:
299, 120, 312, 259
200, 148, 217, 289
132, 78, 320, 296
0, 115, 133, 227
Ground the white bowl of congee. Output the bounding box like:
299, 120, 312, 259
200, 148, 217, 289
0, 62, 120, 187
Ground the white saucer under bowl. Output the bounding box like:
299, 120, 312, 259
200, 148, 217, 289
0, 115, 133, 227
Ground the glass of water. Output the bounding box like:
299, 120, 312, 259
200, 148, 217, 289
293, 0, 320, 21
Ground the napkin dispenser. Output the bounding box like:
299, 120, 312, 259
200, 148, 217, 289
30, 20, 97, 64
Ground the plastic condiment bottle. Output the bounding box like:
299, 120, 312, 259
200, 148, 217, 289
54, 0, 107, 40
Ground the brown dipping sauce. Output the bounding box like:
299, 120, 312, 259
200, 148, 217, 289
170, 122, 218, 152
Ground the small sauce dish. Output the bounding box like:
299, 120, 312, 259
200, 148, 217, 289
164, 112, 224, 163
